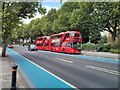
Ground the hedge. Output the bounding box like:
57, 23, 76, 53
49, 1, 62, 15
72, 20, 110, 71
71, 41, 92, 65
82, 43, 119, 54
109, 49, 120, 54
82, 43, 97, 51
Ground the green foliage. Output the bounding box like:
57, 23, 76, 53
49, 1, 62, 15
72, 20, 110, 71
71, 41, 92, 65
2, 2, 45, 40
16, 2, 120, 44
109, 49, 120, 54
98, 35, 107, 44
42, 8, 58, 35
69, 2, 95, 43
53, 12, 71, 33
82, 43, 97, 51
92, 2, 120, 41
96, 44, 112, 52
82, 43, 113, 52
58, 2, 78, 14
1, 2, 46, 56
110, 39, 120, 49
47, 8, 58, 22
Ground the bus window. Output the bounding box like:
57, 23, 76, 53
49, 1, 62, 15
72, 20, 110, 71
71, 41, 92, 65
37, 44, 43, 46
37, 38, 43, 40
52, 43, 61, 47
45, 43, 48, 46
65, 33, 70, 38
72, 42, 82, 50
69, 33, 81, 37
66, 42, 72, 47
46, 37, 50, 40
57, 35, 62, 38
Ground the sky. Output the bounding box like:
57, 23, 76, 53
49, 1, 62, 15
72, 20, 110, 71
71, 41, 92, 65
22, 1, 63, 24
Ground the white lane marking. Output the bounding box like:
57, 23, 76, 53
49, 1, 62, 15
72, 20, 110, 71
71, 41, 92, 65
86, 65, 120, 76
56, 58, 73, 64
115, 59, 119, 61
8, 49, 76, 88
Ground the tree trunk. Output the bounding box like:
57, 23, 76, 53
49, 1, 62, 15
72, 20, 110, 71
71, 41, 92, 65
111, 32, 116, 42
2, 40, 7, 57
107, 25, 116, 42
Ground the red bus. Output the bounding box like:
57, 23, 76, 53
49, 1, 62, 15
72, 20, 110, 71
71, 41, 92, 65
35, 36, 46, 50
42, 36, 50, 51
49, 31, 82, 54
49, 33, 63, 52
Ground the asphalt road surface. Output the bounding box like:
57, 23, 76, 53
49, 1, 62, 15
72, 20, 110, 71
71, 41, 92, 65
10, 45, 119, 89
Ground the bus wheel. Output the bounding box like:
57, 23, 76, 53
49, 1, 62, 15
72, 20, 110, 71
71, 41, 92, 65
62, 49, 65, 53
50, 48, 52, 52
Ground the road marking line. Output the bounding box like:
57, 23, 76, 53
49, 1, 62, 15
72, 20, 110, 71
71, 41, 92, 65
56, 58, 73, 63
115, 59, 119, 60
86, 65, 120, 76
8, 48, 76, 88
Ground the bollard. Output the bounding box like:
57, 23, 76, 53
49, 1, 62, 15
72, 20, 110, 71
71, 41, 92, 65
11, 64, 18, 90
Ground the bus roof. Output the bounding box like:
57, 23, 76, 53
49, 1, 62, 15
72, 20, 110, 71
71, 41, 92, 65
50, 31, 81, 37
65, 31, 81, 34
44, 36, 50, 38
36, 37, 42, 39
50, 33, 63, 37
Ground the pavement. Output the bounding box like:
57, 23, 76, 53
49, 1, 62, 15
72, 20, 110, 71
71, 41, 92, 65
81, 50, 119, 60
0, 47, 29, 89
0, 45, 119, 89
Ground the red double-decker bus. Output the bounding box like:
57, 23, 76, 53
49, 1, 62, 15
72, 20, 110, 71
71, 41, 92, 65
35, 36, 46, 50
49, 33, 63, 52
42, 36, 50, 51
49, 31, 82, 54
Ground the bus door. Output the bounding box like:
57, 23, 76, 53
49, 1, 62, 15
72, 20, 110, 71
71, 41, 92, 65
64, 42, 73, 53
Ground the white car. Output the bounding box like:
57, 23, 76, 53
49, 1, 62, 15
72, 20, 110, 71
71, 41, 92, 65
28, 44, 38, 51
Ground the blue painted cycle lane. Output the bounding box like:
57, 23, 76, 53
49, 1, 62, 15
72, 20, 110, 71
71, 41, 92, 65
7, 48, 75, 89
38, 50, 120, 64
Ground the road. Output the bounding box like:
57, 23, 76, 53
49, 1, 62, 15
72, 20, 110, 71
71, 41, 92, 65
8, 45, 119, 89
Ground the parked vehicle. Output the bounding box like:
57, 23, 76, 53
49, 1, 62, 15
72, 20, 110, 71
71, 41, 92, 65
28, 44, 38, 51
8, 44, 14, 48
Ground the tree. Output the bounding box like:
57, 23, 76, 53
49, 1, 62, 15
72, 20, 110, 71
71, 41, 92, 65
58, 2, 78, 14
28, 18, 43, 38
52, 12, 71, 33
42, 8, 57, 35
92, 2, 120, 42
16, 24, 29, 39
69, 2, 99, 43
52, 2, 78, 33
40, 16, 53, 35
47, 8, 58, 22
2, 2, 45, 57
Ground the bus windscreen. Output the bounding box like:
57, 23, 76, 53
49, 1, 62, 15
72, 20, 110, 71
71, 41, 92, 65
72, 42, 82, 50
